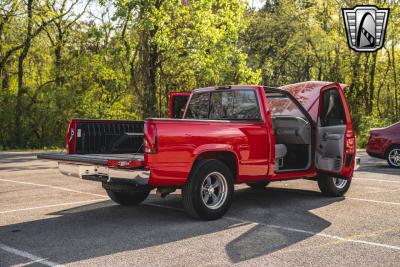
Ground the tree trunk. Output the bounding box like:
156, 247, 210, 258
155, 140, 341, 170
367, 52, 377, 115
14, 0, 34, 147
141, 29, 158, 119
392, 40, 399, 120
139, 1, 163, 119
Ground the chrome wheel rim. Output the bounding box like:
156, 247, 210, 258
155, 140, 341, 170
388, 149, 400, 167
201, 171, 228, 210
333, 177, 347, 189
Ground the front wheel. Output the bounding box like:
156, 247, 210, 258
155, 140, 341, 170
182, 160, 234, 220
317, 175, 351, 197
386, 145, 400, 168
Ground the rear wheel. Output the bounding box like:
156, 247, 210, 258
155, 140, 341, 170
182, 160, 234, 220
317, 174, 351, 197
386, 145, 400, 168
246, 181, 270, 189
103, 182, 150, 206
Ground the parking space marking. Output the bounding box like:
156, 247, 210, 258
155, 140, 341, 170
145, 203, 400, 252
2, 177, 400, 210
223, 216, 400, 251
0, 199, 106, 214
346, 197, 400, 206
353, 178, 400, 184
0, 242, 62, 267
0, 178, 106, 198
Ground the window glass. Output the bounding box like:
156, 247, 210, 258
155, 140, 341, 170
209, 90, 260, 120
185, 92, 210, 119
320, 89, 346, 126
266, 92, 306, 118
172, 95, 189, 118
233, 91, 261, 119
209, 91, 234, 119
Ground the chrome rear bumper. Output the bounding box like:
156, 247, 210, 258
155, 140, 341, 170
58, 162, 149, 185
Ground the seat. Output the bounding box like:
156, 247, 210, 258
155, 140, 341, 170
275, 144, 287, 159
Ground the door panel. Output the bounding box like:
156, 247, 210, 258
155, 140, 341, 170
316, 86, 349, 176
316, 125, 346, 172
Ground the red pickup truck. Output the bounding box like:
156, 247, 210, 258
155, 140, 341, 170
39, 81, 358, 220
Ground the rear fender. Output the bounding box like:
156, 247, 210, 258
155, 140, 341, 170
191, 145, 239, 181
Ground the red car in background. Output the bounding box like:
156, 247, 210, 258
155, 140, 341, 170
367, 122, 400, 168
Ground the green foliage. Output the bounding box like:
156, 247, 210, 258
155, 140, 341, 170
357, 115, 392, 148
0, 0, 399, 149
243, 0, 400, 147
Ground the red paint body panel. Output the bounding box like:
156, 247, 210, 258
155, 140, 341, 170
366, 122, 400, 158
145, 117, 272, 186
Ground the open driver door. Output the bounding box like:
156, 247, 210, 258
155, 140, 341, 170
315, 84, 356, 179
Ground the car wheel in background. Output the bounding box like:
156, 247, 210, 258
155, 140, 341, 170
386, 145, 400, 168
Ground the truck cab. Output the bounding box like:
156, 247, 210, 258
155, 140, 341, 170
39, 82, 357, 220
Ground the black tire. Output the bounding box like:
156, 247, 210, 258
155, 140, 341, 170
317, 174, 351, 197
103, 182, 150, 206
385, 145, 400, 168
106, 190, 150, 206
182, 160, 234, 220
246, 181, 270, 189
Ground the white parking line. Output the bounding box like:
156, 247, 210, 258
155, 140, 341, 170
145, 203, 400, 252
0, 178, 106, 198
353, 178, 400, 184
0, 199, 106, 214
346, 197, 400, 206
0, 242, 63, 267
2, 178, 400, 208
223, 216, 400, 251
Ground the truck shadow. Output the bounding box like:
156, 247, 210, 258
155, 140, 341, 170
225, 187, 340, 262
0, 187, 342, 265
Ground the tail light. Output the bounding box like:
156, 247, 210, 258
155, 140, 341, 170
144, 122, 158, 153
345, 127, 355, 154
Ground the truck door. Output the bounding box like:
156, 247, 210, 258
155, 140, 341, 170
169, 92, 190, 118
316, 85, 355, 179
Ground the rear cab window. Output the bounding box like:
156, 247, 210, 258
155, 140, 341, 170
185, 89, 261, 120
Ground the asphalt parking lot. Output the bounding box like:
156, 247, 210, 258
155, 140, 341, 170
0, 151, 399, 266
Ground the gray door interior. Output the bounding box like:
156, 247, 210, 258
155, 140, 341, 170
316, 125, 345, 172
316, 88, 347, 173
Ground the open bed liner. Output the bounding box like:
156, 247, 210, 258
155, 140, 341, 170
38, 153, 144, 166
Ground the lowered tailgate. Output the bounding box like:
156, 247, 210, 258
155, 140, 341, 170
37, 153, 148, 185
38, 153, 144, 167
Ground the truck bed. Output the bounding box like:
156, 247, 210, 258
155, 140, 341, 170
38, 153, 144, 166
